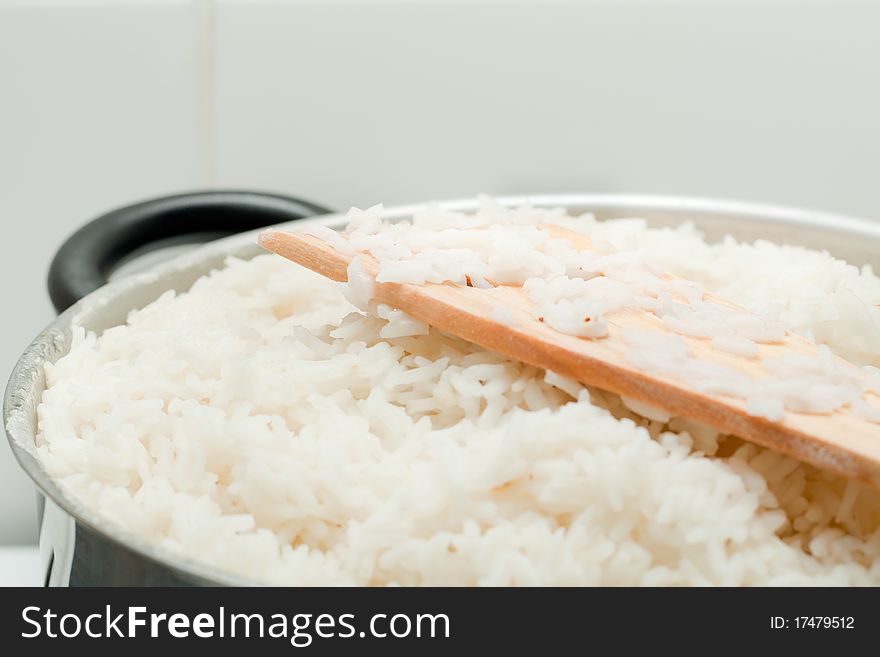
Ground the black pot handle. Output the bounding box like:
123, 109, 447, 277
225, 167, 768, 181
48, 190, 333, 313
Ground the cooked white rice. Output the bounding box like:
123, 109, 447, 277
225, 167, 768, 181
35, 202, 880, 585
333, 203, 880, 422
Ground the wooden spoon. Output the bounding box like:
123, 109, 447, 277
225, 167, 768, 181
258, 226, 880, 489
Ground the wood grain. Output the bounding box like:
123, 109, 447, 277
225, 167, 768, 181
258, 227, 880, 489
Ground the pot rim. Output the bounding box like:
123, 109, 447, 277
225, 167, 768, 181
5, 192, 879, 586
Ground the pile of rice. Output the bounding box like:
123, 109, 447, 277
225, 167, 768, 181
36, 201, 880, 585
313, 203, 880, 423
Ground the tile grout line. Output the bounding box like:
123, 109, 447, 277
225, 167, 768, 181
197, 0, 217, 188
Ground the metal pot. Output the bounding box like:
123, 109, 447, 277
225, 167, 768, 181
5, 191, 880, 586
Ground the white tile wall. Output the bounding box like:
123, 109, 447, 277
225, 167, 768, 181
212, 0, 880, 217
2, 0, 880, 547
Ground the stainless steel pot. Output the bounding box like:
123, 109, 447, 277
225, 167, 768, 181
6, 192, 880, 586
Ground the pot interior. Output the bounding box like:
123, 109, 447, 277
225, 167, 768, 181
6, 194, 880, 585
